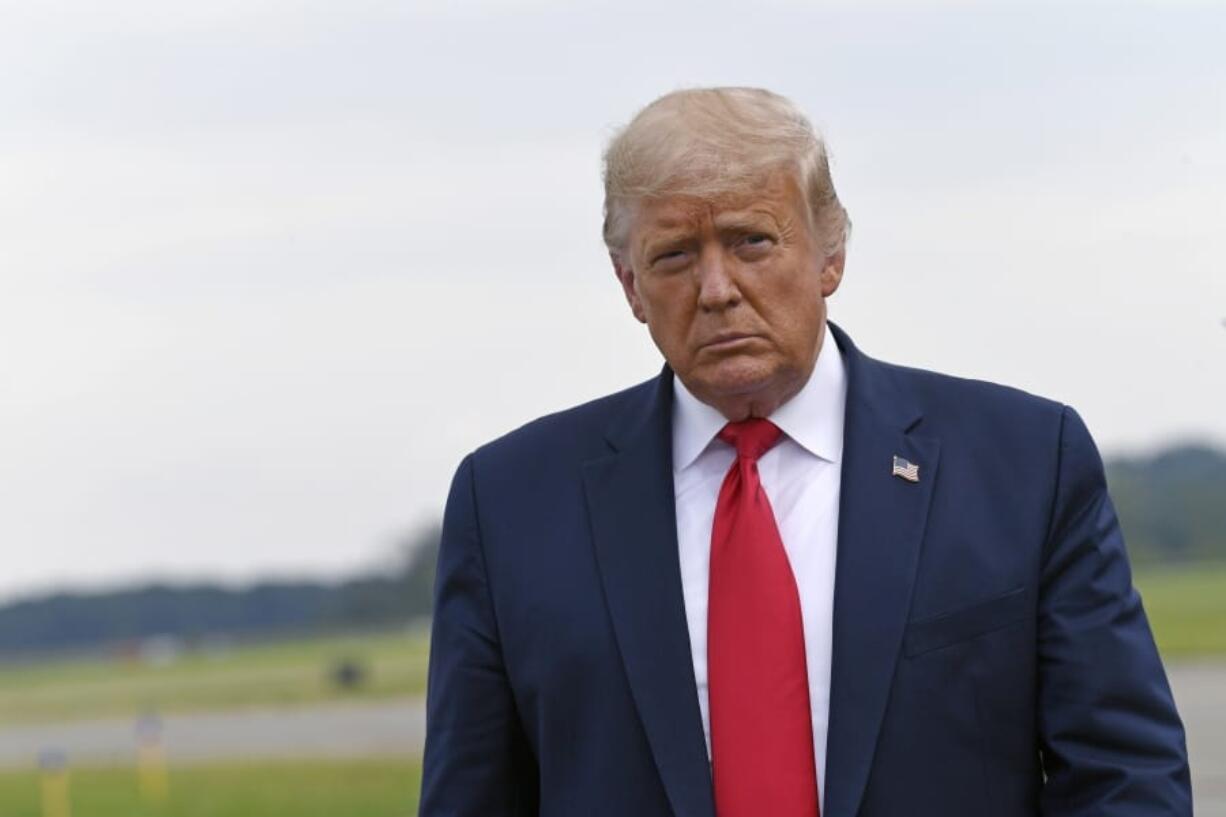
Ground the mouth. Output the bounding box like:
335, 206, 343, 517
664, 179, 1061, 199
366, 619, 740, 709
699, 332, 761, 352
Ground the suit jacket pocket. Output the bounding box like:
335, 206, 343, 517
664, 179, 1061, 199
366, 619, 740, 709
903, 586, 1028, 657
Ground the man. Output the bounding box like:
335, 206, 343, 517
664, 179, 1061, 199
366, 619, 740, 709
419, 88, 1191, 816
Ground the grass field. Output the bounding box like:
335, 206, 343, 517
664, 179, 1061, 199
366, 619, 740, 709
0, 758, 421, 817
1135, 564, 1226, 656
0, 570, 1220, 816
0, 565, 1221, 730
0, 629, 429, 727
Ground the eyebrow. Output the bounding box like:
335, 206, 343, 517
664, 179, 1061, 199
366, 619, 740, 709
635, 207, 782, 260
638, 229, 694, 259
712, 210, 778, 233
645, 212, 696, 231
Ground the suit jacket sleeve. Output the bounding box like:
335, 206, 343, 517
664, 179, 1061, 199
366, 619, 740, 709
1037, 406, 1192, 815
418, 454, 537, 816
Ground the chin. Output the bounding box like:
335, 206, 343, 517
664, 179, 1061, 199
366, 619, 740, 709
693, 356, 783, 398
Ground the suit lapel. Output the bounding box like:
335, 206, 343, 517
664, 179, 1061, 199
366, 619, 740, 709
583, 372, 716, 817
822, 323, 941, 817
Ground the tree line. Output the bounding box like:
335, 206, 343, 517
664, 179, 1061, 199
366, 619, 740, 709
1, 444, 1223, 658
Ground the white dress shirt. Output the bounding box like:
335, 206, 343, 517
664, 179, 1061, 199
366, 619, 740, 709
671, 322, 847, 802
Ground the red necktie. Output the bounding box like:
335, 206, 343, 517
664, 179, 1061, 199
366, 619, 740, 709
708, 418, 819, 817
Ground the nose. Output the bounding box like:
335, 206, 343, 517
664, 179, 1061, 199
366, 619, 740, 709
695, 247, 741, 312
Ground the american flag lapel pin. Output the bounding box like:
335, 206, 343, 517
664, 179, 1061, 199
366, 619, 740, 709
891, 455, 920, 483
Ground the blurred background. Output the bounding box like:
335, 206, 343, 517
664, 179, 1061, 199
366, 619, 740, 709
2, 0, 1224, 814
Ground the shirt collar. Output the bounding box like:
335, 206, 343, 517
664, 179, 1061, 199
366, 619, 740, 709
672, 322, 848, 472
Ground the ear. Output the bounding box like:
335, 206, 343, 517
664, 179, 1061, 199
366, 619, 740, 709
819, 250, 845, 298
611, 252, 648, 324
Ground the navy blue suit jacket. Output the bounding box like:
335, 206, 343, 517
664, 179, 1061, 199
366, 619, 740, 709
419, 324, 1191, 816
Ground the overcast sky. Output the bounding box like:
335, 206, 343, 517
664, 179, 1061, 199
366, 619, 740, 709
2, 0, 1223, 603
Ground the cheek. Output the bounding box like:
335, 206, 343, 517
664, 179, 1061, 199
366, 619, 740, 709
756, 265, 823, 325
640, 276, 691, 322
640, 280, 700, 353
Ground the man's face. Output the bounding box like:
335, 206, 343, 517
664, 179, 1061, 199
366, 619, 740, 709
613, 170, 844, 418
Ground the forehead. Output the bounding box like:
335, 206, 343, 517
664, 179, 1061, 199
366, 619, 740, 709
632, 170, 806, 235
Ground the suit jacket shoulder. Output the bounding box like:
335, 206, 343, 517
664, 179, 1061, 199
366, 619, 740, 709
869, 355, 1067, 445
470, 374, 660, 476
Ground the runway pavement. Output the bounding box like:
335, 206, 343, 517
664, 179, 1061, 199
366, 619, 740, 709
0, 698, 426, 767
1, 662, 1221, 812
1171, 661, 1226, 816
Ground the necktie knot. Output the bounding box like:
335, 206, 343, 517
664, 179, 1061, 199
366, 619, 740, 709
718, 418, 782, 463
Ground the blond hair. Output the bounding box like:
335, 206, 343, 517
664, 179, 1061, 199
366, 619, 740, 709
602, 87, 850, 260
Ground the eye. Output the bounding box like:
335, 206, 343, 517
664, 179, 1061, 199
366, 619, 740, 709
650, 248, 690, 270
737, 233, 775, 256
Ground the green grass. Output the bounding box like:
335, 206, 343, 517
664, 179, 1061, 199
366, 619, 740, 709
0, 758, 421, 817
0, 565, 1221, 729
1135, 564, 1226, 657
0, 629, 430, 726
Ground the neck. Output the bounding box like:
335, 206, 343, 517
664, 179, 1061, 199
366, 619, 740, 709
705, 375, 806, 421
